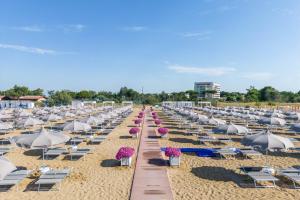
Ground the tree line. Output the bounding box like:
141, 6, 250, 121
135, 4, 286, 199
221, 86, 300, 103
1, 85, 300, 106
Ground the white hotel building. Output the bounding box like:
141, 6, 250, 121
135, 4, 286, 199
194, 82, 221, 99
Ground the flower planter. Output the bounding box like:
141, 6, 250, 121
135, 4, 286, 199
169, 156, 180, 166
116, 147, 135, 167
121, 157, 132, 166
131, 133, 139, 138
160, 134, 168, 138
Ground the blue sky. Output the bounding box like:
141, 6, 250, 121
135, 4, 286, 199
0, 0, 300, 93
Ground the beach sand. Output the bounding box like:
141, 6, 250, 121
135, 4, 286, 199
0, 108, 140, 200
157, 111, 300, 200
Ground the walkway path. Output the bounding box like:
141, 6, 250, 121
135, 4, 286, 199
130, 109, 174, 200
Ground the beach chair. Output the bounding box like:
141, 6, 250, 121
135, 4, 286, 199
277, 168, 300, 189
0, 169, 32, 191
199, 136, 219, 144
0, 146, 13, 156
34, 169, 70, 191
247, 172, 278, 188
216, 148, 238, 159
69, 136, 85, 145
44, 148, 68, 159
102, 128, 113, 135
240, 149, 263, 159
68, 148, 93, 160
89, 135, 106, 144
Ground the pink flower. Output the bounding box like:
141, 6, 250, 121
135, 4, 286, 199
165, 147, 181, 157
129, 127, 140, 134
153, 115, 158, 119
154, 119, 161, 125
152, 112, 157, 116
134, 119, 142, 124
115, 147, 135, 160
158, 127, 168, 135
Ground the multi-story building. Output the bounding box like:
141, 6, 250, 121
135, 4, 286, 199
194, 82, 221, 99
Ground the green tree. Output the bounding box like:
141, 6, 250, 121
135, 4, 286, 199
245, 86, 259, 102
260, 86, 280, 102
47, 90, 73, 106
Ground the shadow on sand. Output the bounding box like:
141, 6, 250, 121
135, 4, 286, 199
148, 158, 167, 166
169, 137, 198, 145
101, 159, 120, 167
191, 166, 244, 186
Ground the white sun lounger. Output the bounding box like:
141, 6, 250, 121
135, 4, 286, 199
247, 172, 278, 188
0, 170, 32, 191
68, 148, 93, 160
35, 169, 70, 191
44, 148, 68, 159
216, 148, 237, 159
240, 149, 263, 159
89, 136, 106, 144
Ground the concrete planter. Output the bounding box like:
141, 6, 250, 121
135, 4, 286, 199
131, 133, 139, 138
121, 157, 132, 166
169, 156, 180, 166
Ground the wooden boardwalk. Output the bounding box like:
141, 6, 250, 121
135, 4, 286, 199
130, 110, 174, 200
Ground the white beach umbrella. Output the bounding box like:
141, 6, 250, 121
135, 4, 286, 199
208, 116, 226, 126
13, 128, 70, 149
0, 113, 13, 120
61, 112, 76, 118
16, 117, 44, 128
0, 122, 14, 130
63, 121, 91, 132
0, 157, 17, 180
82, 116, 100, 126
12, 128, 70, 159
258, 117, 286, 126
241, 130, 294, 151
18, 111, 32, 118
214, 123, 250, 135
45, 114, 62, 122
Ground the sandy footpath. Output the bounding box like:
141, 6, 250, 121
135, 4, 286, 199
157, 110, 300, 200
0, 108, 140, 200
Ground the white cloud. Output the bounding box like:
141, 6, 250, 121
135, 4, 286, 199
120, 26, 147, 32
180, 31, 212, 40
272, 8, 295, 16
0, 43, 74, 55
12, 26, 43, 32
218, 5, 237, 12
199, 5, 237, 16
60, 24, 86, 32
168, 64, 236, 76
242, 72, 274, 81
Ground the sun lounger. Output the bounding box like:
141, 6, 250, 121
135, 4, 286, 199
69, 137, 85, 144
216, 148, 237, 159
0, 138, 11, 145
218, 138, 232, 143
276, 167, 300, 189
68, 148, 93, 160
0, 146, 13, 155
35, 169, 70, 191
44, 148, 68, 159
89, 136, 106, 144
280, 173, 300, 189
240, 149, 263, 159
247, 172, 278, 188
0, 170, 32, 191
199, 136, 219, 144
102, 129, 113, 135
